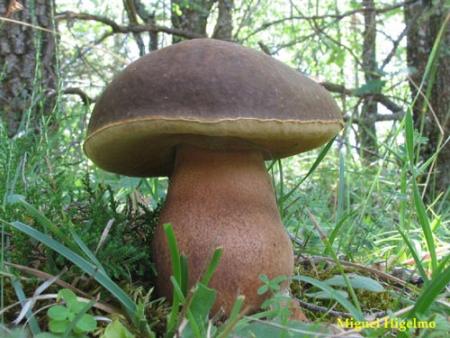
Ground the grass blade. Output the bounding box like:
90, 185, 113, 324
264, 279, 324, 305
404, 109, 415, 166
281, 137, 336, 204
7, 194, 67, 244
394, 224, 428, 282
336, 149, 346, 222
7, 220, 137, 317
69, 228, 106, 274
327, 211, 355, 255
292, 275, 364, 321
403, 105, 437, 273
164, 223, 182, 336
306, 209, 362, 314
409, 262, 450, 317
200, 247, 223, 286
180, 255, 189, 297
217, 295, 246, 338
163, 223, 181, 285
10, 278, 41, 335
412, 182, 437, 272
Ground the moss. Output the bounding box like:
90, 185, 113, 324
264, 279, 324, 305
292, 260, 398, 321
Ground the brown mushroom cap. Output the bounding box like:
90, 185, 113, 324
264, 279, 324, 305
84, 38, 343, 177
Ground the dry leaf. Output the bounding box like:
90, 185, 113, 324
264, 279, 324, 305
5, 0, 24, 18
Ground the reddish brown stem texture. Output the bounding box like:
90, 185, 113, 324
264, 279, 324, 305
152, 144, 293, 314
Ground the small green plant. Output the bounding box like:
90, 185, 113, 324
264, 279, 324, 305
101, 320, 135, 338
257, 274, 287, 296
36, 289, 97, 338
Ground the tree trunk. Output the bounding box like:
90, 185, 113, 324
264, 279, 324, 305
171, 0, 214, 43
404, 0, 450, 195
133, 0, 158, 51
122, 0, 159, 55
123, 0, 146, 56
212, 0, 233, 40
360, 0, 379, 163
0, 0, 57, 137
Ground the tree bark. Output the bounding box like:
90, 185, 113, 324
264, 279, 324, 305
212, 0, 233, 40
0, 0, 57, 137
122, 0, 159, 55
360, 0, 379, 163
404, 0, 450, 194
123, 0, 146, 56
133, 0, 158, 51
171, 0, 215, 43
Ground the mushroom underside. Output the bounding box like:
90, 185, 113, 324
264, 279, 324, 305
84, 117, 342, 177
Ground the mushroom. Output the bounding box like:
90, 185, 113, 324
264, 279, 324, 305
84, 38, 343, 314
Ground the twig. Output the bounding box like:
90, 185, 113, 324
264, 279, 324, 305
319, 81, 404, 115
0, 16, 56, 33
47, 87, 95, 105
0, 293, 117, 317
242, 0, 419, 41
56, 11, 205, 40
306, 209, 329, 243
6, 262, 89, 298
380, 20, 412, 70
287, 231, 304, 246
343, 112, 405, 123
243, 316, 346, 337
297, 299, 352, 318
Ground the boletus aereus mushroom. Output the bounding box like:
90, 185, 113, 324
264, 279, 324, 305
84, 38, 343, 315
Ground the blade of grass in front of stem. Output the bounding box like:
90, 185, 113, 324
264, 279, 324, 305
228, 295, 245, 323
170, 276, 186, 303
200, 247, 223, 286
180, 255, 189, 297
164, 223, 182, 336
217, 295, 245, 338
186, 311, 203, 338
163, 224, 181, 286
170, 276, 202, 338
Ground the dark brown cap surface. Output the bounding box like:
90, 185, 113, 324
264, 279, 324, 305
84, 38, 343, 177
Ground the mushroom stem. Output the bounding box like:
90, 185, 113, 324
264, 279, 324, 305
152, 144, 294, 314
